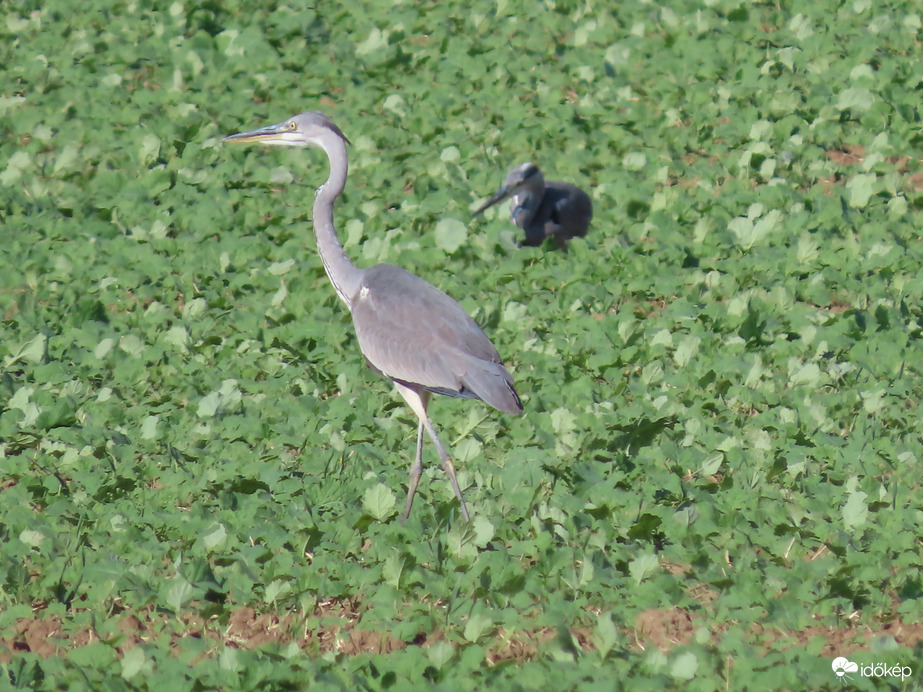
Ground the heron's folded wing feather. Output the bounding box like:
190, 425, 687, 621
350, 264, 522, 414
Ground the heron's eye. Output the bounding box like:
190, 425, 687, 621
289, 122, 297, 131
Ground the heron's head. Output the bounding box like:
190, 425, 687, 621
223, 111, 350, 149
504, 162, 543, 190
473, 162, 544, 216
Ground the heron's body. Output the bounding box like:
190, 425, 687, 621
352, 264, 521, 414
224, 111, 522, 522
475, 163, 592, 249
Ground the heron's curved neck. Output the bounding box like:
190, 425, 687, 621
511, 191, 538, 227
511, 176, 545, 227
313, 129, 362, 309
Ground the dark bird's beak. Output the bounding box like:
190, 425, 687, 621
473, 187, 512, 217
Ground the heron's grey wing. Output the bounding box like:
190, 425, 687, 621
519, 195, 556, 246
519, 190, 565, 245
545, 182, 592, 241
349, 264, 522, 414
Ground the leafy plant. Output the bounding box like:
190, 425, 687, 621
2, 0, 922, 689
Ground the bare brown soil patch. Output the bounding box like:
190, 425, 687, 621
827, 145, 866, 166
634, 607, 698, 650
907, 171, 923, 192
2, 599, 922, 666
5, 615, 66, 659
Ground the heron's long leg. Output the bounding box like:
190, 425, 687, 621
395, 383, 470, 522
401, 417, 425, 522
419, 416, 470, 522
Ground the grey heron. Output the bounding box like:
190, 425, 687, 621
474, 162, 592, 249
223, 111, 522, 522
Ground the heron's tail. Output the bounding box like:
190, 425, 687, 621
459, 358, 523, 415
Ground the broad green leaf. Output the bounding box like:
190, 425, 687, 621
502, 301, 528, 323
164, 326, 188, 352
120, 647, 149, 680
164, 577, 195, 611
383, 93, 406, 117
202, 522, 227, 551
471, 515, 495, 548
94, 338, 115, 358
382, 552, 405, 588
434, 217, 467, 253
464, 612, 493, 643
629, 553, 659, 585
861, 389, 886, 414
592, 613, 618, 658
728, 217, 755, 248
789, 362, 821, 387
454, 436, 483, 462
363, 483, 396, 520
440, 146, 460, 163
623, 152, 647, 171
268, 259, 295, 276
219, 647, 239, 673
197, 391, 221, 418
650, 329, 673, 348
550, 407, 577, 435
671, 651, 698, 680
140, 415, 159, 440
847, 173, 877, 208
842, 491, 868, 531
53, 143, 80, 174
7, 333, 46, 365
270, 280, 287, 307
118, 334, 144, 358
183, 298, 207, 319
264, 579, 292, 604
0, 95, 25, 113
356, 27, 388, 55
427, 640, 454, 669
1, 151, 30, 186
139, 134, 160, 166
674, 335, 700, 367
699, 453, 723, 477
748, 119, 772, 140
836, 87, 874, 112
19, 529, 45, 547
446, 522, 477, 562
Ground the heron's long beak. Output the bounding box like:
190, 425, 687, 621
473, 187, 512, 216
223, 121, 294, 146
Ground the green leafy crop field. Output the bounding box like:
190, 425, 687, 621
2, 0, 922, 689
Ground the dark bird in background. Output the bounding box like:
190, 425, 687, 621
223, 111, 523, 522
474, 162, 592, 249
